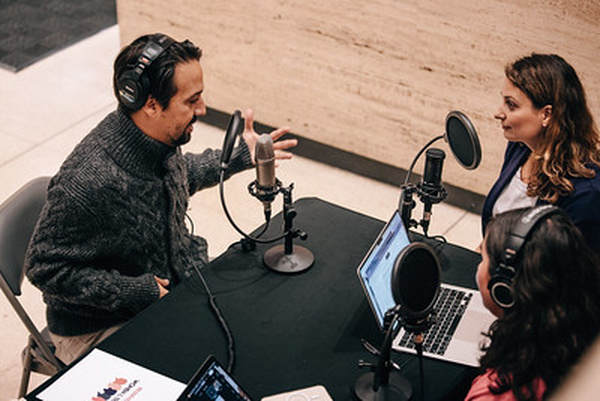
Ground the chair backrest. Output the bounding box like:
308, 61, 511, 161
0, 176, 62, 366
0, 177, 50, 296
0, 177, 64, 391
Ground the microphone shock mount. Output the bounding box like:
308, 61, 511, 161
400, 182, 447, 236
248, 178, 282, 220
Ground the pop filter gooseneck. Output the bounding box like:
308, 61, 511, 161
403, 110, 481, 184
399, 110, 482, 232
219, 111, 287, 245
355, 242, 441, 401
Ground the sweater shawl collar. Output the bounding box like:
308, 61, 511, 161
97, 110, 175, 177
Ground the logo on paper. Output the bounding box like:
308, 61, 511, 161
91, 377, 141, 401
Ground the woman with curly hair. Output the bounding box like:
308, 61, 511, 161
482, 53, 600, 255
466, 206, 600, 400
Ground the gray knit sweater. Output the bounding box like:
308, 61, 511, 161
25, 110, 253, 336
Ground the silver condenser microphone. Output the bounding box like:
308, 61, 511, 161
254, 134, 277, 216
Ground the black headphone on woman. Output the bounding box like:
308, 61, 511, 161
116, 34, 175, 111
488, 205, 565, 309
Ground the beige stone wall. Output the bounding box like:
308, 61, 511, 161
116, 0, 600, 195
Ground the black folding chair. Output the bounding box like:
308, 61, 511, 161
0, 177, 64, 397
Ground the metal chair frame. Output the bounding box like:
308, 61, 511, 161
0, 177, 64, 397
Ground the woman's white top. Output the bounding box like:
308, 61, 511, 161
492, 167, 538, 217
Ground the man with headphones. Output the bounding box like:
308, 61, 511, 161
25, 33, 297, 364
467, 206, 600, 400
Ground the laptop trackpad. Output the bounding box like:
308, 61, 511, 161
454, 311, 494, 343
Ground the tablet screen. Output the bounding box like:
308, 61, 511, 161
177, 355, 253, 401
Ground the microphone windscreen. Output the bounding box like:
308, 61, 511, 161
392, 242, 440, 318
445, 111, 482, 170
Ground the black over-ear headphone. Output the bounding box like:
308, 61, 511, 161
488, 205, 564, 309
116, 34, 175, 111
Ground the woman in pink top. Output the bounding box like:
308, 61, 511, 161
466, 206, 600, 400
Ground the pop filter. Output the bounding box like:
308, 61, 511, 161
354, 242, 440, 401
391, 242, 440, 325
400, 111, 481, 230
220, 110, 243, 170
444, 110, 482, 170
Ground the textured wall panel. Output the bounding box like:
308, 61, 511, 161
116, 0, 600, 195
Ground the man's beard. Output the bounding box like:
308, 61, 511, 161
173, 116, 197, 146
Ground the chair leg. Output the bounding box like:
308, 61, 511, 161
18, 337, 34, 398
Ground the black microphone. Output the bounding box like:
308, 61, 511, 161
419, 148, 446, 235
254, 134, 277, 217
220, 110, 243, 170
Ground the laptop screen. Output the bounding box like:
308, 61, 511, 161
356, 210, 411, 329
177, 355, 253, 401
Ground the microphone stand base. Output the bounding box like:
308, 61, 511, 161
354, 371, 413, 401
263, 244, 314, 274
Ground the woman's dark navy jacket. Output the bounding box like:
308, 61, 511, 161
482, 141, 600, 256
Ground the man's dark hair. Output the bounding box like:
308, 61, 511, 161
113, 33, 202, 115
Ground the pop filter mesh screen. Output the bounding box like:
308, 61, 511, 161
446, 115, 475, 168
396, 247, 440, 316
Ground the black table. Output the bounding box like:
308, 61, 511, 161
28, 197, 482, 400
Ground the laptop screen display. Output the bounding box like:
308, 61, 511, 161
357, 210, 410, 329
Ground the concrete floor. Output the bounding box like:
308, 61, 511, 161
0, 26, 482, 400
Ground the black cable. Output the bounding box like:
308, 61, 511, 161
219, 170, 288, 244
253, 218, 270, 238
403, 135, 444, 186
193, 264, 236, 373
426, 234, 448, 247
226, 218, 271, 253
186, 212, 236, 373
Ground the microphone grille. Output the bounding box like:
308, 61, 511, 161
255, 134, 275, 160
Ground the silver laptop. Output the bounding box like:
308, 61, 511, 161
356, 209, 495, 367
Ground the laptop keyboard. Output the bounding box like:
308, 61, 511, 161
397, 286, 472, 356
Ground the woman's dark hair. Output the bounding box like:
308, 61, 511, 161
505, 53, 600, 203
113, 33, 202, 115
480, 208, 600, 400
